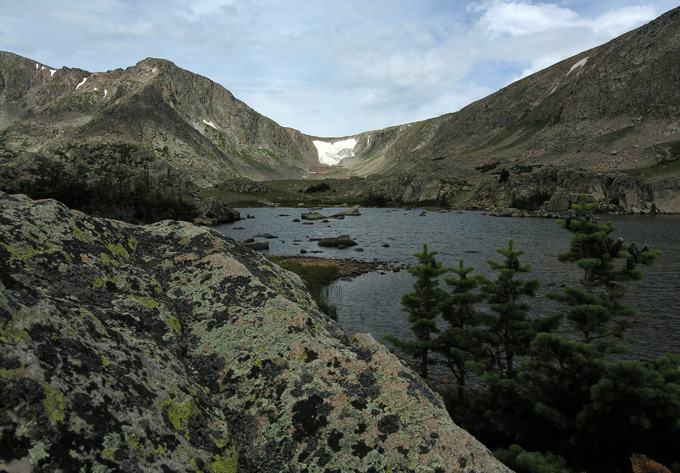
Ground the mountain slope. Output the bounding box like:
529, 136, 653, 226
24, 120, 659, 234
0, 53, 319, 184
330, 7, 680, 211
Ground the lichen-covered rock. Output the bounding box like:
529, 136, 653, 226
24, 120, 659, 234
0, 192, 511, 473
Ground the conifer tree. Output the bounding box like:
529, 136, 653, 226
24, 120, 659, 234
385, 244, 447, 379
477, 240, 560, 378
438, 260, 485, 403
548, 195, 661, 351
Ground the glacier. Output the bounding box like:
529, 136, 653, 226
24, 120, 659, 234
312, 138, 357, 165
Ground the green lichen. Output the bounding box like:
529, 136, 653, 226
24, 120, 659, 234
210, 435, 229, 449
101, 355, 110, 370
102, 432, 122, 459
80, 308, 101, 325
102, 448, 115, 461
70, 222, 93, 243
167, 313, 181, 335
100, 252, 121, 267
0, 366, 25, 379
93, 275, 120, 289
127, 295, 160, 309
128, 236, 139, 252
189, 457, 204, 472
160, 398, 196, 431
179, 237, 191, 246
154, 445, 164, 455
126, 433, 141, 450
153, 278, 164, 294
209, 444, 238, 473
106, 242, 130, 259
1, 241, 39, 272
0, 316, 31, 344
42, 386, 66, 423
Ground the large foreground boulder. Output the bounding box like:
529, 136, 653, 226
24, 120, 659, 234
0, 192, 510, 473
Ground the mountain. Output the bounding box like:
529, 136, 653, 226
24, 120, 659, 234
2, 7, 680, 216
0, 52, 321, 221
331, 6, 680, 212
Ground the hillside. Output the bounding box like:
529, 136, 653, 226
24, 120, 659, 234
324, 6, 680, 212
0, 52, 321, 221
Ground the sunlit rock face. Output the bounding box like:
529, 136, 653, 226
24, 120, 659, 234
313, 138, 357, 165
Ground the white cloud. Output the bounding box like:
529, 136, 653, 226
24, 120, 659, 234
476, 1, 579, 38
591, 6, 658, 36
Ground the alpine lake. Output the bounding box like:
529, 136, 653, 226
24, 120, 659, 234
217, 206, 680, 375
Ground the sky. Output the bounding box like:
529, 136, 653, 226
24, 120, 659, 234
1, 1, 677, 137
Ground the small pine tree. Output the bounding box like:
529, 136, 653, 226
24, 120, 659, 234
438, 260, 485, 403
548, 195, 661, 351
477, 240, 560, 379
385, 244, 447, 379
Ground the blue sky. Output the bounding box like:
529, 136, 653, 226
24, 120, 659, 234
1, 1, 677, 137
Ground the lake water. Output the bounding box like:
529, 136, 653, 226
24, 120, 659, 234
217, 207, 680, 363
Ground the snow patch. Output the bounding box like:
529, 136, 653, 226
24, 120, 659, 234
313, 138, 357, 166
203, 119, 220, 131
35, 63, 39, 69
567, 57, 588, 76
75, 77, 87, 90
104, 89, 108, 97
50, 69, 56, 77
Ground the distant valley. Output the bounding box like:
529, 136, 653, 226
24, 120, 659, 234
1, 6, 679, 220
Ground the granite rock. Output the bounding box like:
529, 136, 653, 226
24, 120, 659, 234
0, 192, 511, 473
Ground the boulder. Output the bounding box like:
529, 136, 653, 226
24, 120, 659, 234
194, 197, 240, 225
317, 234, 359, 248
0, 192, 510, 473
332, 205, 362, 217
301, 211, 327, 220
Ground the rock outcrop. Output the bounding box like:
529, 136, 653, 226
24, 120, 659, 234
466, 166, 678, 214
0, 192, 510, 473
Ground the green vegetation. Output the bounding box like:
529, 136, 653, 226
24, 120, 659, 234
1, 142, 198, 224
385, 245, 448, 379
625, 140, 680, 180
388, 196, 677, 473
268, 256, 339, 320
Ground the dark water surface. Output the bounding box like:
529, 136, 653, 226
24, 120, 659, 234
217, 207, 680, 361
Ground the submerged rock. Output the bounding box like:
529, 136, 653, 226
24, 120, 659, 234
0, 192, 510, 473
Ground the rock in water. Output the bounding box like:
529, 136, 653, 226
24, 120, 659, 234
317, 234, 359, 248
0, 192, 510, 473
